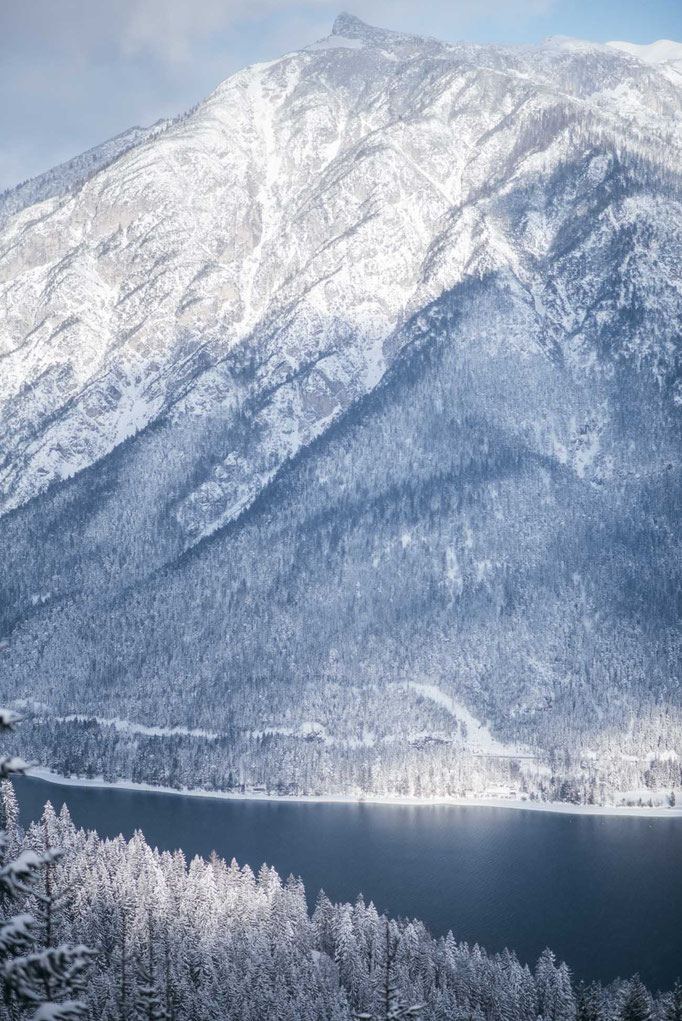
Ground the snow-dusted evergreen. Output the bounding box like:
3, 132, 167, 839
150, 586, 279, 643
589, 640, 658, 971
0, 15, 681, 803
0, 713, 93, 1019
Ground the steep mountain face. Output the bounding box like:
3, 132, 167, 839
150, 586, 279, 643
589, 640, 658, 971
0, 15, 680, 800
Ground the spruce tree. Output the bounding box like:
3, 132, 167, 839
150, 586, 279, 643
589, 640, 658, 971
665, 981, 682, 1021
354, 920, 423, 1021
136, 916, 168, 1021
576, 981, 605, 1021
0, 709, 93, 1019
0, 783, 20, 861
620, 976, 652, 1021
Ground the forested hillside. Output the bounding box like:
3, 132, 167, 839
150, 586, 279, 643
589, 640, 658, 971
2, 266, 680, 803
0, 16, 680, 803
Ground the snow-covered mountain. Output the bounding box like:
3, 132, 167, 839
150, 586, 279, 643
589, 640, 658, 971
2, 15, 681, 524
0, 15, 680, 801
0, 120, 171, 230
607, 38, 682, 71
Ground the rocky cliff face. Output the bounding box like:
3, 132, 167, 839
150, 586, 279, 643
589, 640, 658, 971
0, 16, 680, 798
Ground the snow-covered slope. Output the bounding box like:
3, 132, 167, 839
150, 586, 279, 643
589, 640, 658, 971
0, 15, 680, 799
0, 120, 171, 229
607, 38, 682, 67
1, 14, 681, 526
606, 38, 682, 92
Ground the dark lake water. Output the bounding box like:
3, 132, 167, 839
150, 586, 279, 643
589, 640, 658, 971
14, 776, 682, 990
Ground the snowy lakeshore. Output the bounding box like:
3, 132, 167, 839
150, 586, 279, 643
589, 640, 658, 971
28, 768, 682, 818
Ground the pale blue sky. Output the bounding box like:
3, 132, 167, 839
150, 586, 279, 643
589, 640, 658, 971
2, 0, 681, 192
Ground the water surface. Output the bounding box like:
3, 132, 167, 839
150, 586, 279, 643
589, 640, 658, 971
14, 776, 682, 989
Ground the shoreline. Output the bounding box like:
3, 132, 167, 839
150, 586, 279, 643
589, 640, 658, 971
26, 768, 682, 819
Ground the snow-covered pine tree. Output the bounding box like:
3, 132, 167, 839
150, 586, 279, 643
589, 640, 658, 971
0, 708, 93, 1020
135, 915, 167, 1021
354, 920, 423, 1021
536, 949, 576, 1021
576, 981, 605, 1021
620, 976, 653, 1021
0, 783, 20, 861
666, 981, 682, 1021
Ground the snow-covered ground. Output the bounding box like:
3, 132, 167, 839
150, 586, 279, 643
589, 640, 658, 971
55, 715, 219, 740
27, 768, 682, 818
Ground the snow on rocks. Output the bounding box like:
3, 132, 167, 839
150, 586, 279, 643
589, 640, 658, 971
1, 18, 681, 541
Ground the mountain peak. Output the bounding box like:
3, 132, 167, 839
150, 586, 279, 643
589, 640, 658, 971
330, 13, 372, 39
328, 12, 440, 55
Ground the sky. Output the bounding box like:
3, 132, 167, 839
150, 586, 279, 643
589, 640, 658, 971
2, 0, 681, 193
